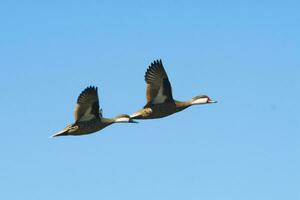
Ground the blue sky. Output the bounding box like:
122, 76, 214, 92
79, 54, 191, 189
0, 1, 299, 199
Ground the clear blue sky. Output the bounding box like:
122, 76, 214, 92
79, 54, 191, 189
0, 1, 299, 199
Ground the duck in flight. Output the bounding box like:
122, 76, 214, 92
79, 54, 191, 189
130, 59, 217, 120
51, 86, 136, 137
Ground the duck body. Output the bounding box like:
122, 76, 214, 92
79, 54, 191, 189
131, 101, 190, 119
54, 118, 112, 136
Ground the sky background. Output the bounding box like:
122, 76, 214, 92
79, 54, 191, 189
0, 1, 299, 199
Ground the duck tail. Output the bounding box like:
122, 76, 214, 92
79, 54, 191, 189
49, 129, 68, 138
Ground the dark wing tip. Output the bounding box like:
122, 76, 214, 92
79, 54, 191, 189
144, 59, 164, 82
77, 85, 98, 103
150, 59, 163, 67
86, 85, 98, 92
81, 85, 98, 93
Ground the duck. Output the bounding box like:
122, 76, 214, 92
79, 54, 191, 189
51, 86, 136, 137
130, 59, 217, 120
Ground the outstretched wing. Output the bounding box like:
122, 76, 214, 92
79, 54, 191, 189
74, 86, 102, 122
144, 59, 174, 106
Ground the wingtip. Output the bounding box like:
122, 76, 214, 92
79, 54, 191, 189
150, 59, 164, 68
83, 85, 98, 92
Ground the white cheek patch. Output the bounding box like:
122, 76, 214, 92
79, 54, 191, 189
152, 86, 167, 104
192, 98, 208, 105
115, 117, 130, 122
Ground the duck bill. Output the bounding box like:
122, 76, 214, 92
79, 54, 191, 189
129, 119, 139, 123
208, 100, 217, 103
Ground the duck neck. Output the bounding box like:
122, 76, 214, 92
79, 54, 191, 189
101, 117, 115, 125
175, 100, 193, 112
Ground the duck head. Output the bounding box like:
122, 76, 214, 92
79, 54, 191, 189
114, 114, 138, 123
190, 95, 217, 105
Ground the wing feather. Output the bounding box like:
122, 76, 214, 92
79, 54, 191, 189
144, 59, 174, 106
73, 86, 101, 122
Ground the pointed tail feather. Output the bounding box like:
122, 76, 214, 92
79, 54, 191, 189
49, 129, 68, 138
